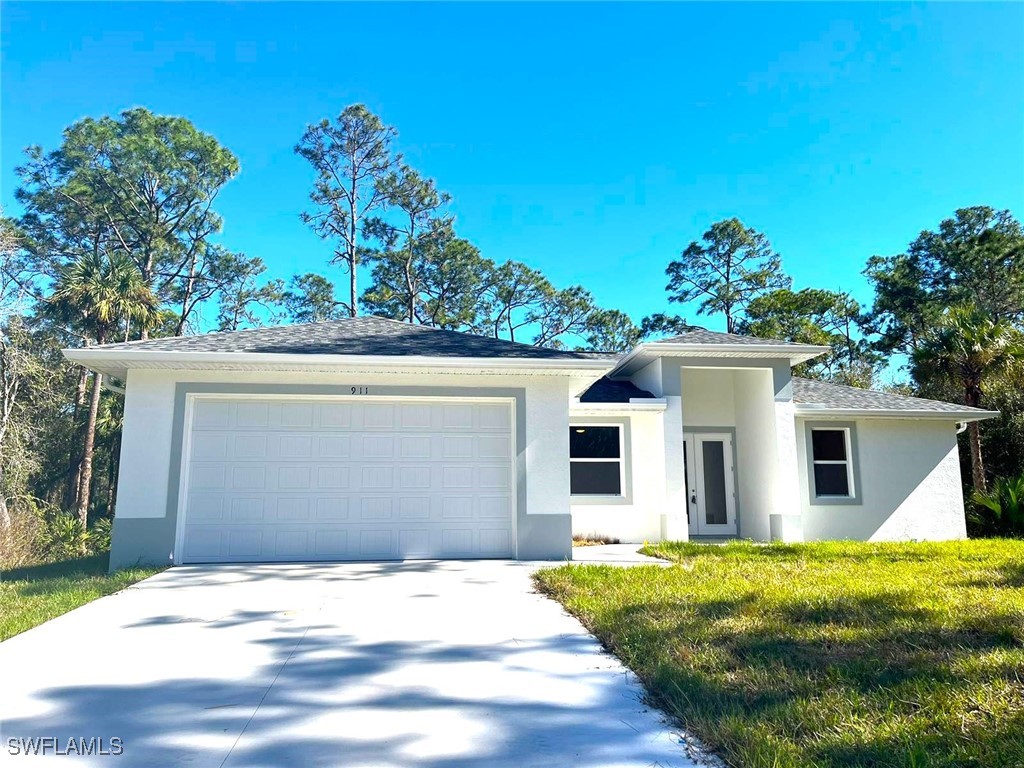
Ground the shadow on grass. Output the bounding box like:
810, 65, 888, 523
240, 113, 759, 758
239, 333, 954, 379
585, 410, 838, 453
2, 554, 109, 582
570, 585, 1024, 768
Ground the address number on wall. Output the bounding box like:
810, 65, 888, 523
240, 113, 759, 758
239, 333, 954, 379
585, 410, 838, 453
350, 386, 370, 395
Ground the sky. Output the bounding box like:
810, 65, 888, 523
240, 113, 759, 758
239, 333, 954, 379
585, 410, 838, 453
2, 2, 1023, 342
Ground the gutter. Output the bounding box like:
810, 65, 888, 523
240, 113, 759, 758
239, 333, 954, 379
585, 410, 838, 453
62, 348, 617, 377
570, 398, 668, 414
608, 340, 831, 377
794, 405, 999, 422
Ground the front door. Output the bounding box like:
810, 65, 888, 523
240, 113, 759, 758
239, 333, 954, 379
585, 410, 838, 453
684, 432, 737, 536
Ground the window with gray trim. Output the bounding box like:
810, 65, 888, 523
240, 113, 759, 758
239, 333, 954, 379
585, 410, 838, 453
810, 427, 855, 498
569, 425, 623, 495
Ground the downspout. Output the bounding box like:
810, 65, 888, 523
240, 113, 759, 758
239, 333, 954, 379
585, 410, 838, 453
101, 379, 126, 395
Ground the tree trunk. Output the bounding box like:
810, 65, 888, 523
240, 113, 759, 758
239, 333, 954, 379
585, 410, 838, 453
76, 370, 103, 529
0, 447, 9, 533
64, 365, 90, 510
967, 421, 986, 493
965, 384, 987, 493
349, 258, 358, 318
349, 172, 359, 318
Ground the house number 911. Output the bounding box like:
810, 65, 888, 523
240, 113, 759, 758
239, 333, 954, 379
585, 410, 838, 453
350, 386, 370, 395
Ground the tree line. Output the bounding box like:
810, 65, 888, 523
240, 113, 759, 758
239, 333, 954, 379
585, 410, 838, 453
2, 104, 1023, 565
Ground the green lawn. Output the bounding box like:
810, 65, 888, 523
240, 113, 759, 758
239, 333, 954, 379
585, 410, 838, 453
0, 555, 162, 641
534, 540, 1024, 768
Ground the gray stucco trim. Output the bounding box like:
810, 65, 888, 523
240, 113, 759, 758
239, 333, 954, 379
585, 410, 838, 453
110, 382, 571, 570
804, 420, 863, 506
567, 416, 633, 506
683, 426, 741, 538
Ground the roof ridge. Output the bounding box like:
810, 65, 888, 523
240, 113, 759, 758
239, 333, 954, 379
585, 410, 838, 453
90, 315, 365, 350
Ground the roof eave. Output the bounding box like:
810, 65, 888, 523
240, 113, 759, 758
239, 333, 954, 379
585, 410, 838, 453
62, 348, 616, 379
794, 405, 999, 422
571, 398, 668, 414
609, 341, 830, 377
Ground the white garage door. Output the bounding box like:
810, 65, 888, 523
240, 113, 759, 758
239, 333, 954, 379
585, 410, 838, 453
178, 397, 515, 563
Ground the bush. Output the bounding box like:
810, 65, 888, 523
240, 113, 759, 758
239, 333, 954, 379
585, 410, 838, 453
0, 497, 45, 569
88, 517, 113, 554
971, 474, 1024, 537
41, 514, 90, 559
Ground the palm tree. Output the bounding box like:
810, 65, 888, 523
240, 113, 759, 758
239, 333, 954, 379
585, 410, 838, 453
50, 251, 157, 528
912, 305, 1024, 493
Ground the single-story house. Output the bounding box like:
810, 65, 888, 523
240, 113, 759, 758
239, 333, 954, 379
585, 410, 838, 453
64, 316, 997, 569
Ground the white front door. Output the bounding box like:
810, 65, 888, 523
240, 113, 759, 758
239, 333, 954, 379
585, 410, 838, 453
684, 432, 737, 536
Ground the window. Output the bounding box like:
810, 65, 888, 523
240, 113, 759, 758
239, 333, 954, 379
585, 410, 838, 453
810, 427, 854, 498
569, 425, 623, 495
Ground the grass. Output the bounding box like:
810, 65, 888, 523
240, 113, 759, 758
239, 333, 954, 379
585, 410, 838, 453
534, 540, 1024, 768
0, 554, 162, 642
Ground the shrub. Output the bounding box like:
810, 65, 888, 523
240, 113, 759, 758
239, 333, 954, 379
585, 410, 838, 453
0, 496, 45, 569
88, 517, 113, 554
972, 474, 1024, 536
42, 514, 90, 559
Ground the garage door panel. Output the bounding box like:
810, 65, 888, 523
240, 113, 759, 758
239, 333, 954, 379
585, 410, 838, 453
362, 404, 395, 429
480, 529, 512, 555
279, 434, 313, 459
231, 466, 266, 491
398, 466, 431, 489
236, 402, 270, 427
359, 529, 395, 557
315, 498, 349, 520
318, 436, 351, 459
360, 498, 393, 520
314, 529, 348, 556
317, 466, 350, 489
479, 496, 510, 519
280, 403, 314, 427
181, 398, 514, 563
398, 497, 430, 520
400, 404, 432, 428
272, 529, 309, 557
275, 498, 310, 521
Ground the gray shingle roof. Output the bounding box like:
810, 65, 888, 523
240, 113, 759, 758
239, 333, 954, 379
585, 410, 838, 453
792, 377, 992, 415
579, 377, 656, 403
658, 329, 804, 346
90, 316, 620, 361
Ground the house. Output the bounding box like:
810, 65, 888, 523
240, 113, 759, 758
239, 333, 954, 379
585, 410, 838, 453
63, 316, 997, 569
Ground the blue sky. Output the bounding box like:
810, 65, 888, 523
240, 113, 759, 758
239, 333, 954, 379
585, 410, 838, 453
3, 2, 1023, 339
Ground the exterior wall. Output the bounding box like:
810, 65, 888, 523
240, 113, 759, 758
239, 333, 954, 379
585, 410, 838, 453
631, 359, 664, 397
732, 369, 777, 541
681, 368, 736, 427
795, 417, 967, 541
570, 412, 666, 543
647, 361, 802, 543
110, 368, 579, 569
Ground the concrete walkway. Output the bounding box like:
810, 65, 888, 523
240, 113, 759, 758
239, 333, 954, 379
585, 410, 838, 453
0, 555, 698, 767
571, 543, 669, 565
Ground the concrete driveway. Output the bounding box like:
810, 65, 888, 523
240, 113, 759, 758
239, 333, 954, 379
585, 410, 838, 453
0, 556, 700, 767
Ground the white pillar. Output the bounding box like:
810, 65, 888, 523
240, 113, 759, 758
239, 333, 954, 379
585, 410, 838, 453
662, 395, 690, 541
771, 388, 804, 542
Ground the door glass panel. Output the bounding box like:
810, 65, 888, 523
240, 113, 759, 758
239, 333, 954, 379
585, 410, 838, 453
683, 441, 690, 521
701, 440, 728, 525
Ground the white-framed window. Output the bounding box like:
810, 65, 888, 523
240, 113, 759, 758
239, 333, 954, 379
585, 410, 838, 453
569, 424, 624, 496
810, 426, 855, 498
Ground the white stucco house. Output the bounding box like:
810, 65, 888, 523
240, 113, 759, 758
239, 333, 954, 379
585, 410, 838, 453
64, 316, 997, 570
